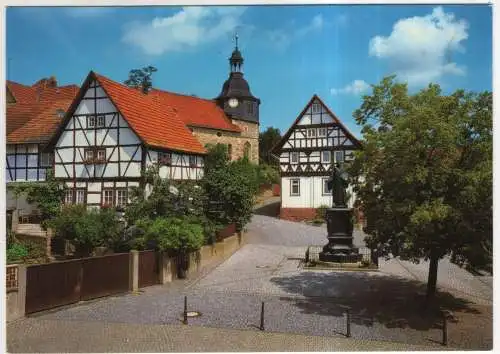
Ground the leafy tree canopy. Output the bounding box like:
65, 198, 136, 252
124, 66, 158, 94
9, 170, 66, 229
259, 126, 281, 165
350, 76, 492, 297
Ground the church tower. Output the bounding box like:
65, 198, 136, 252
215, 35, 260, 163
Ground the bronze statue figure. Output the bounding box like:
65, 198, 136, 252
327, 163, 349, 207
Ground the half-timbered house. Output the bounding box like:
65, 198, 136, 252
272, 95, 362, 221
6, 40, 261, 214
6, 77, 79, 216
48, 72, 207, 209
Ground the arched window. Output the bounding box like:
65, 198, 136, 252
244, 142, 251, 159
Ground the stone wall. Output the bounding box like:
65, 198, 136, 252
191, 120, 259, 164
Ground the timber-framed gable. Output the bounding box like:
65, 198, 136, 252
49, 71, 205, 209
273, 94, 362, 177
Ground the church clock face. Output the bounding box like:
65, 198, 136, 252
228, 98, 239, 108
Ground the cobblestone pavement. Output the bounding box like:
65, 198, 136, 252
7, 318, 442, 353
29, 214, 492, 350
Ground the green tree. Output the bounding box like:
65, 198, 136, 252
9, 170, 66, 229
259, 127, 281, 165
203, 144, 260, 232
350, 76, 492, 300
124, 66, 158, 94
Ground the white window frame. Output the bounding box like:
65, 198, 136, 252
84, 149, 94, 161
88, 115, 96, 128
96, 114, 105, 128
307, 128, 316, 138
318, 127, 327, 137
322, 178, 332, 195
116, 189, 128, 207
96, 149, 106, 162
290, 179, 300, 196
64, 189, 73, 204
335, 151, 344, 163
103, 189, 114, 206
321, 151, 331, 163
290, 152, 299, 164
75, 189, 86, 204
312, 103, 321, 114
189, 155, 197, 167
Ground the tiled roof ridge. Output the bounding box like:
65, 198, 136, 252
151, 87, 216, 103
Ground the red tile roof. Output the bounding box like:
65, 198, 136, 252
6, 79, 79, 144
7, 99, 74, 144
94, 73, 206, 155
150, 89, 241, 133
7, 80, 79, 103
8, 72, 241, 155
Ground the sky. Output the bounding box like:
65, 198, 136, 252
6, 5, 493, 138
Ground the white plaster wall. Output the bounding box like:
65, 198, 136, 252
281, 176, 355, 209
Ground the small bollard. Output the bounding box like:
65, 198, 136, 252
442, 312, 448, 346
346, 308, 351, 338
259, 301, 265, 331
183, 296, 188, 325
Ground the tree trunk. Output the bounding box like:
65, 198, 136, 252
426, 253, 439, 301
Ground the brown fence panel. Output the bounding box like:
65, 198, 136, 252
217, 223, 236, 239
26, 260, 82, 314
80, 253, 130, 301
138, 251, 159, 288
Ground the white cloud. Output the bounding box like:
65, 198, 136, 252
331, 80, 371, 96
296, 14, 324, 37
268, 14, 325, 50
122, 6, 246, 56
369, 7, 468, 87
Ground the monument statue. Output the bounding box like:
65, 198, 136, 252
318, 161, 362, 264
327, 163, 349, 208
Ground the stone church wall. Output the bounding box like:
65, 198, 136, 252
191, 120, 259, 164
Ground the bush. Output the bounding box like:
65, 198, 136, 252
48, 205, 122, 257
258, 164, 280, 185
7, 243, 28, 263
125, 165, 207, 226
142, 216, 204, 255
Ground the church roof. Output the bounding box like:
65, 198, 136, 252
217, 72, 257, 100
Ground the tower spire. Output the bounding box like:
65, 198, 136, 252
229, 33, 243, 73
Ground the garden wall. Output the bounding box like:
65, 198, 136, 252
6, 228, 246, 319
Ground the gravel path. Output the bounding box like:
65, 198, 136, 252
35, 214, 492, 350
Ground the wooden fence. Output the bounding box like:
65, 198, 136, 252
217, 223, 236, 240
8, 226, 244, 318
25, 253, 130, 314
138, 250, 160, 288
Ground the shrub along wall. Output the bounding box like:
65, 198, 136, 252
7, 228, 246, 319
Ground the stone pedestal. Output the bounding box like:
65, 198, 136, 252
319, 208, 362, 263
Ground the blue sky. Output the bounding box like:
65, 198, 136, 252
6, 5, 492, 138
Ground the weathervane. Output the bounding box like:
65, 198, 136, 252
234, 31, 239, 49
